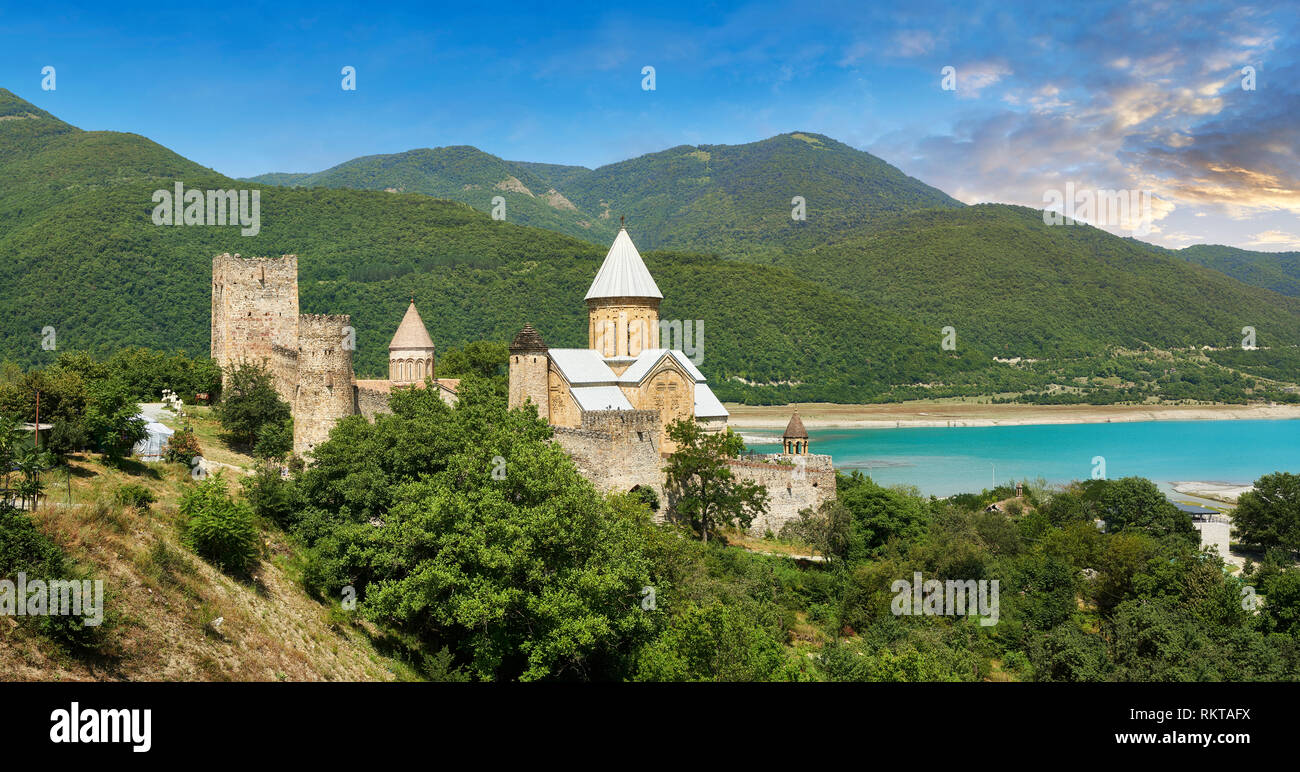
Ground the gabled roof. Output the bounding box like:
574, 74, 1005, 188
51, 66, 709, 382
389, 302, 435, 350
616, 349, 707, 384
570, 386, 634, 411
694, 384, 729, 418
548, 348, 618, 385
584, 228, 664, 300
783, 411, 809, 439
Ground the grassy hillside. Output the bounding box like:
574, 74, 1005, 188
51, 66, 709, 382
1175, 244, 1300, 298
0, 407, 417, 682
245, 146, 617, 245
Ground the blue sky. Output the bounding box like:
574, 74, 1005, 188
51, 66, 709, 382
3, 0, 1298, 250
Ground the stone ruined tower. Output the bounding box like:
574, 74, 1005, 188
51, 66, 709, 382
293, 314, 355, 458
585, 227, 663, 362
508, 324, 550, 421
210, 253, 299, 387
782, 410, 809, 455
388, 300, 436, 384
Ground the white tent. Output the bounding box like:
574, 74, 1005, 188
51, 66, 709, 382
133, 420, 174, 461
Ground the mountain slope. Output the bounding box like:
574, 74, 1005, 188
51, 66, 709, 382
245, 146, 616, 244
0, 88, 999, 404
3, 88, 1297, 402
1174, 244, 1300, 298
558, 131, 963, 258
775, 204, 1300, 357
246, 131, 962, 259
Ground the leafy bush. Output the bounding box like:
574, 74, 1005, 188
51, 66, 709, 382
163, 426, 202, 466
242, 461, 297, 528
181, 474, 259, 576
214, 363, 291, 450
0, 502, 113, 653
113, 483, 156, 511
253, 420, 293, 460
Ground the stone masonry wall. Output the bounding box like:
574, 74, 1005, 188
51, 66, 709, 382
355, 385, 392, 422
553, 409, 665, 516
211, 253, 298, 382
729, 453, 836, 536
293, 314, 355, 459
269, 343, 299, 408
508, 352, 550, 421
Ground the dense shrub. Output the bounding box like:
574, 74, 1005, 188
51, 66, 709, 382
113, 483, 156, 511
181, 474, 259, 576
163, 426, 202, 466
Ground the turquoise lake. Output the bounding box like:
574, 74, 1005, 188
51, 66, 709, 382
741, 419, 1300, 497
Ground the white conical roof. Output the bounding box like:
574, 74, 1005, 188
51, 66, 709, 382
389, 302, 435, 350
584, 228, 663, 300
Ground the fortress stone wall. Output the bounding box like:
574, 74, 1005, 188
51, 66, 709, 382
293, 314, 355, 458
355, 384, 394, 422
553, 410, 665, 512
211, 253, 299, 373
728, 454, 836, 536
212, 253, 458, 460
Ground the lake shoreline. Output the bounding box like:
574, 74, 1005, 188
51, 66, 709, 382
724, 401, 1300, 430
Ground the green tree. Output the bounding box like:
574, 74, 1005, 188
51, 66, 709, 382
81, 379, 147, 463
214, 363, 291, 450
182, 473, 259, 576
779, 500, 852, 564
836, 470, 929, 559
296, 376, 660, 681
1233, 472, 1300, 553
436, 341, 509, 379
662, 420, 768, 543
1085, 477, 1196, 543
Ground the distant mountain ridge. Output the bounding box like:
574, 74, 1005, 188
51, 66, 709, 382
245, 146, 617, 244
1173, 244, 1300, 298
247, 131, 962, 258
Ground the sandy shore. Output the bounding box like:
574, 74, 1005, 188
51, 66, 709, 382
1171, 481, 1252, 504
724, 401, 1300, 430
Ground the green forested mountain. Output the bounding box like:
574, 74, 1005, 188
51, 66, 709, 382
557, 132, 963, 258
768, 204, 1300, 357
1174, 244, 1300, 298
2, 87, 1298, 404
0, 88, 1005, 403
248, 131, 962, 259
246, 146, 617, 244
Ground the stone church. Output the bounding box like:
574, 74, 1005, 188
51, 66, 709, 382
508, 228, 834, 534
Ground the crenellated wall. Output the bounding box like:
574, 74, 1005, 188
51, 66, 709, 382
553, 410, 665, 515
211, 253, 299, 383
728, 453, 836, 536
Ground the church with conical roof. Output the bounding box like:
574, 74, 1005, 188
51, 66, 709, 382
509, 226, 728, 454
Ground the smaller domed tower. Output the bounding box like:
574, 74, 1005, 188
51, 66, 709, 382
388, 300, 436, 384
782, 410, 809, 455
509, 324, 550, 420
